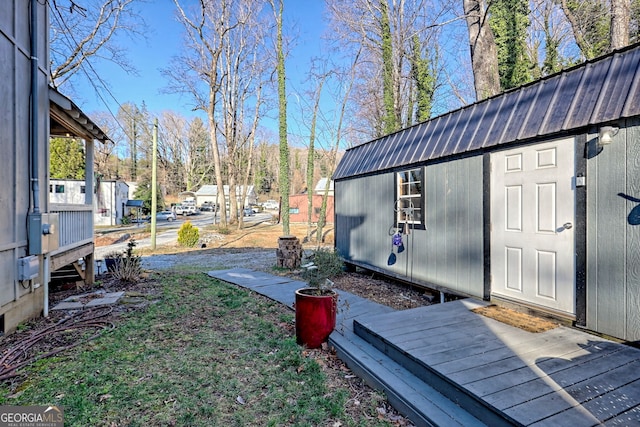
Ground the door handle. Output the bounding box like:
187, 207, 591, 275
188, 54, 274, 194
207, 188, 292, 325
562, 222, 573, 230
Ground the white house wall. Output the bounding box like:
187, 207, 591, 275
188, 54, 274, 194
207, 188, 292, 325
50, 180, 129, 226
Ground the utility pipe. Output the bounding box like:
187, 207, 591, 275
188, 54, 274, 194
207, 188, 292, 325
30, 0, 40, 214
30, 0, 46, 316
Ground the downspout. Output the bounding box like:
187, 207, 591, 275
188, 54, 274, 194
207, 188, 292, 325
30, 0, 40, 215
30, 0, 47, 316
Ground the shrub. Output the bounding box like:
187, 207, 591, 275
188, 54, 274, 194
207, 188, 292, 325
108, 239, 142, 283
302, 247, 344, 290
178, 221, 200, 247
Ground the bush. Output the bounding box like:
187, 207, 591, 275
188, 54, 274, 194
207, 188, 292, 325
107, 239, 142, 283
178, 221, 200, 247
303, 247, 344, 289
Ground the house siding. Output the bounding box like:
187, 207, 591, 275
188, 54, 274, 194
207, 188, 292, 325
50, 179, 129, 226
289, 194, 334, 224
586, 118, 640, 341
0, 0, 48, 332
336, 156, 485, 298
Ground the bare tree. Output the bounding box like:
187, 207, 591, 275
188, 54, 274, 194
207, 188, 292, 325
527, 0, 574, 77
304, 70, 327, 242
463, 0, 501, 100
91, 111, 125, 180
559, 0, 610, 59
156, 113, 214, 195
48, 0, 145, 89
169, 0, 272, 227
326, 0, 443, 140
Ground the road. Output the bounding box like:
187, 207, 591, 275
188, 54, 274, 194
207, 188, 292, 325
95, 211, 274, 261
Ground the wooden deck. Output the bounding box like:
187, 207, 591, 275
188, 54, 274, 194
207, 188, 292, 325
208, 268, 640, 426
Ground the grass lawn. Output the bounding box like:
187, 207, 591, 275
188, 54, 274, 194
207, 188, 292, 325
0, 271, 396, 426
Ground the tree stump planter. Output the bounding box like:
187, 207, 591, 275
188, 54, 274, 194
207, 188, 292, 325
295, 288, 338, 348
276, 236, 303, 269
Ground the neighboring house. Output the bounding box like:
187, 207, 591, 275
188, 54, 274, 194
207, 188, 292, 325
289, 179, 335, 223
195, 185, 257, 208
1, 0, 110, 334
49, 179, 129, 226
289, 194, 334, 224
334, 44, 640, 342
126, 181, 139, 200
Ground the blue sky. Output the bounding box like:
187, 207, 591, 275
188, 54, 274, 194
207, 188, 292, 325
73, 1, 327, 127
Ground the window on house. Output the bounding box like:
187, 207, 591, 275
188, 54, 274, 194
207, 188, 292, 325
396, 168, 423, 225
55, 185, 65, 194
290, 207, 299, 214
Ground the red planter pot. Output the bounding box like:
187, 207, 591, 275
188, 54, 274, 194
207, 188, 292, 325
295, 288, 338, 348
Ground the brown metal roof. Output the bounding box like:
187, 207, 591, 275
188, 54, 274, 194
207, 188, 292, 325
334, 43, 640, 180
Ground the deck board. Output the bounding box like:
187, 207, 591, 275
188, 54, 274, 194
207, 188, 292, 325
209, 268, 640, 426
356, 299, 640, 425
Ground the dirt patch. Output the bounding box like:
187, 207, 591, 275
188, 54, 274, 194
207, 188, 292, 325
471, 305, 559, 333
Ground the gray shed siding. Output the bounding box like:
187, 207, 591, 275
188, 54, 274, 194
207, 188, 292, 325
587, 118, 640, 341
335, 44, 640, 341
336, 156, 485, 298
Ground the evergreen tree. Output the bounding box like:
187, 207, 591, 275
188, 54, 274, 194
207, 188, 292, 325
133, 178, 164, 214
50, 138, 85, 179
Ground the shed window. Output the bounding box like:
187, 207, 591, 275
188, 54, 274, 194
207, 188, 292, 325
55, 185, 65, 194
80, 186, 86, 194
396, 168, 423, 225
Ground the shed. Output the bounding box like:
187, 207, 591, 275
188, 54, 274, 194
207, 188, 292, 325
334, 43, 640, 342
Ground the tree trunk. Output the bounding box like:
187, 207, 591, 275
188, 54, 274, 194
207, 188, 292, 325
610, 0, 630, 50
463, 0, 501, 100
274, 0, 290, 236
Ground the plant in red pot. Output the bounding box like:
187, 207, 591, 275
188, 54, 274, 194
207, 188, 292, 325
295, 248, 343, 348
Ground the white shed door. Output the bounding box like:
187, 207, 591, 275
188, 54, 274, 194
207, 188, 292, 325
491, 138, 575, 314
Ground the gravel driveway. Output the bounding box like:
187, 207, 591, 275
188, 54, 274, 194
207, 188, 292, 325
140, 248, 277, 273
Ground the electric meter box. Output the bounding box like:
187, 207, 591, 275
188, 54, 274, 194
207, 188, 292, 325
18, 255, 39, 281
28, 213, 59, 255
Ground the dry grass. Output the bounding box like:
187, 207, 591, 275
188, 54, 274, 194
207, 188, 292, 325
97, 222, 334, 255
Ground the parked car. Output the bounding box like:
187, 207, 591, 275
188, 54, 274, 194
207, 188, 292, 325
156, 210, 176, 222
261, 199, 279, 210
243, 208, 254, 217
175, 205, 197, 216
